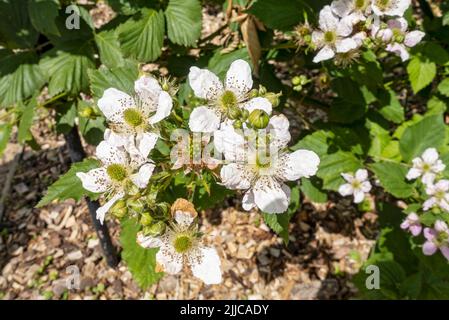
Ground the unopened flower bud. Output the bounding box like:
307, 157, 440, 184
227, 107, 241, 120
233, 120, 243, 129
241, 109, 249, 121
264, 92, 281, 107
258, 85, 267, 95
292, 76, 302, 85
143, 221, 166, 237
79, 106, 94, 118
248, 109, 270, 129
111, 200, 127, 219
140, 212, 153, 226
249, 89, 259, 98
127, 199, 144, 213
293, 84, 303, 92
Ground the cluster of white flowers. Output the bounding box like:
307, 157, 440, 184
338, 168, 372, 204
77, 75, 173, 223
311, 0, 425, 63
188, 60, 321, 214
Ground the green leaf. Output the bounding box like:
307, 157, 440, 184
0, 123, 12, 156
78, 114, 107, 146
120, 218, 164, 289
88, 60, 139, 99
165, 0, 201, 46
317, 151, 362, 191
207, 48, 251, 80
399, 114, 446, 162
0, 0, 39, 49
290, 130, 331, 157
427, 96, 447, 115
262, 185, 300, 244
55, 101, 77, 134
300, 177, 327, 203
107, 0, 152, 15
17, 97, 37, 144
37, 158, 100, 207
329, 78, 367, 123
95, 30, 124, 68
118, 9, 165, 62
40, 43, 95, 96
407, 56, 436, 94
0, 50, 45, 106
378, 89, 404, 124
437, 78, 449, 97
247, 0, 306, 31
28, 0, 60, 36
369, 162, 414, 198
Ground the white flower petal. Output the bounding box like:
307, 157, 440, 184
335, 38, 357, 53
319, 6, 339, 32
338, 183, 354, 196
337, 16, 355, 37
188, 66, 223, 100
406, 167, 422, 180
267, 114, 291, 148
353, 189, 365, 203
421, 173, 436, 186
137, 232, 162, 249
130, 163, 155, 189
242, 190, 256, 211
189, 246, 222, 285
98, 88, 134, 123
174, 211, 195, 227
436, 179, 449, 191
355, 169, 368, 181
282, 149, 320, 181
341, 173, 354, 183
156, 244, 183, 274
76, 168, 110, 193
220, 163, 252, 190
331, 0, 353, 18
188, 106, 221, 133
225, 59, 253, 98
422, 148, 439, 164
213, 122, 245, 154
313, 46, 335, 63
388, 18, 408, 32
423, 198, 436, 211
149, 91, 173, 124
242, 97, 273, 115
137, 132, 159, 158
253, 178, 290, 214
96, 192, 124, 224
104, 128, 129, 147
361, 181, 372, 193
96, 140, 127, 165
386, 43, 409, 61
311, 31, 324, 46
134, 75, 161, 99
404, 31, 425, 47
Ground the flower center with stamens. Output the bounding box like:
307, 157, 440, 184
437, 231, 448, 243
435, 190, 446, 200
173, 235, 193, 253
123, 108, 143, 127
376, 0, 391, 10
106, 164, 128, 182
219, 90, 238, 111
324, 31, 336, 44
256, 154, 271, 169
422, 163, 431, 172
355, 0, 367, 9
352, 180, 361, 189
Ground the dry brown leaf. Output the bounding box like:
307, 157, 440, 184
241, 15, 261, 76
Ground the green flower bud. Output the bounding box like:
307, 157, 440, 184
292, 76, 301, 85
140, 212, 153, 226
233, 120, 243, 129
258, 85, 267, 96
248, 109, 270, 129
227, 107, 241, 120
111, 200, 128, 219
79, 106, 94, 118
249, 89, 259, 98
293, 84, 303, 92
241, 109, 249, 121
143, 221, 166, 237
264, 92, 281, 107
127, 199, 144, 213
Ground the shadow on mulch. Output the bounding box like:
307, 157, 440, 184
0, 145, 71, 272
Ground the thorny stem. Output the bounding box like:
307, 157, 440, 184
64, 126, 119, 268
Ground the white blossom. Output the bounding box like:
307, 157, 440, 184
338, 169, 372, 203
370, 0, 411, 17
331, 0, 372, 24
98, 75, 173, 147
137, 209, 222, 285
423, 180, 449, 212
406, 148, 445, 185
218, 116, 320, 214
312, 5, 358, 63
76, 135, 156, 224
187, 59, 272, 133
374, 18, 425, 61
